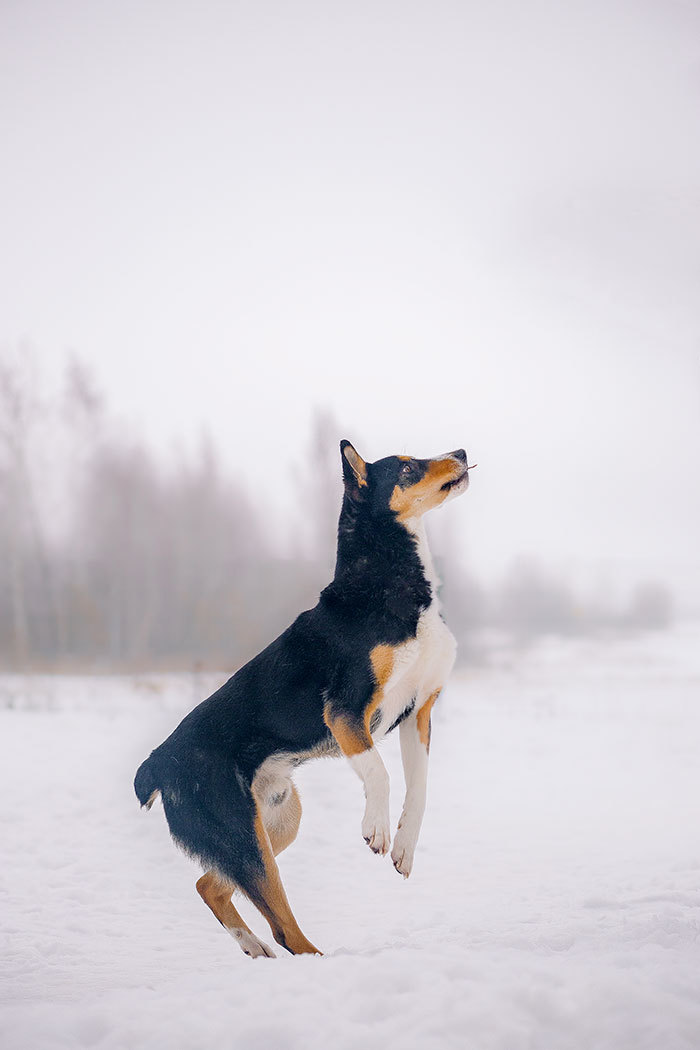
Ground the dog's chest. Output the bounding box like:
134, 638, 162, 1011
373, 525, 457, 736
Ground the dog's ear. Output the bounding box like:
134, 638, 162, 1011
340, 440, 367, 492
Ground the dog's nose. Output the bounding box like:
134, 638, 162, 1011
451, 448, 467, 463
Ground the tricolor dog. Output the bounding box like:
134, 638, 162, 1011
134, 441, 473, 957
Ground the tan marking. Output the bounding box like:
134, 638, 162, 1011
343, 443, 367, 487
249, 809, 321, 955
324, 644, 399, 757
370, 644, 395, 686
323, 706, 371, 756
389, 458, 462, 521
362, 642, 399, 735
416, 689, 441, 750
196, 869, 255, 937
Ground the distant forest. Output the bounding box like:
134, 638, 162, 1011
0, 349, 673, 672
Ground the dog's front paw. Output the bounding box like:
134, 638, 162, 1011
362, 810, 391, 855
391, 826, 416, 878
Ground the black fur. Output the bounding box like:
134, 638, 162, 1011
134, 443, 462, 895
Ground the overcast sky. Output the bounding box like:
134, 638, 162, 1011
2, 0, 699, 602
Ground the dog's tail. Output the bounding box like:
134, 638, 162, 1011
134, 739, 265, 889
134, 753, 161, 810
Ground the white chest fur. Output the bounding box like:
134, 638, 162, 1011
373, 519, 457, 737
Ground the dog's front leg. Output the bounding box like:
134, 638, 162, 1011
350, 747, 391, 855
391, 688, 440, 878
324, 707, 391, 855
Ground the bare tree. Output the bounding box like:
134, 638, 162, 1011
0, 348, 52, 665
625, 582, 673, 629
294, 408, 346, 579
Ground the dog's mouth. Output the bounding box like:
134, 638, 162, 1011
441, 463, 476, 492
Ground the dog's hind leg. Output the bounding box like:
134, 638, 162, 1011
252, 766, 302, 858
258, 781, 302, 858
237, 807, 321, 956
167, 763, 317, 957
196, 870, 276, 959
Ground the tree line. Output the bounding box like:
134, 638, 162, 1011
0, 349, 672, 672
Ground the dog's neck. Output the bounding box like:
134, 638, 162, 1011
399, 516, 441, 607
326, 497, 434, 623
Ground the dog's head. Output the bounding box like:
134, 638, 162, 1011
340, 440, 473, 523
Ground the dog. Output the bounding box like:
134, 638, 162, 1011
134, 441, 473, 958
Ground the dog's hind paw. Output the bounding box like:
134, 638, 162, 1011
229, 927, 276, 959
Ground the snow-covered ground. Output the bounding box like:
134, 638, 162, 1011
2, 626, 699, 1050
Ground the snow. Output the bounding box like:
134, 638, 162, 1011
2, 627, 700, 1049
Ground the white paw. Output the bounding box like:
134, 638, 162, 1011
362, 808, 391, 855
229, 927, 276, 959
391, 826, 416, 878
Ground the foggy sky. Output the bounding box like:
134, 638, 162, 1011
2, 1, 699, 603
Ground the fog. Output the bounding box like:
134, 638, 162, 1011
3, 10, 700, 1047
1, 0, 699, 670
